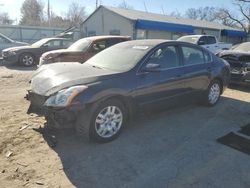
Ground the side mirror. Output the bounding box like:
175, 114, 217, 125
198, 40, 205, 45
141, 63, 160, 72
42, 44, 49, 48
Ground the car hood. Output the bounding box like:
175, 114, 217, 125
3, 45, 34, 52
219, 50, 250, 58
42, 49, 82, 58
31, 62, 118, 96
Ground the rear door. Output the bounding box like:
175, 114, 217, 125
179, 45, 212, 93
135, 44, 187, 107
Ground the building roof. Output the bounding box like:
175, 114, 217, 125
104, 6, 241, 31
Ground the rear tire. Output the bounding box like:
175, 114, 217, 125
75, 99, 126, 142
204, 79, 222, 106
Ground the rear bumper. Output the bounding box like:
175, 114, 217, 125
26, 91, 85, 128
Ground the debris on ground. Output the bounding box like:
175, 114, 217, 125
19, 124, 30, 131
5, 151, 13, 158
35, 181, 44, 185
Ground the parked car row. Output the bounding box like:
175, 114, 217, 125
2, 35, 131, 67
2, 37, 72, 66
26, 39, 231, 142
0, 32, 247, 142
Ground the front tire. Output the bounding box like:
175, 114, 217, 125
204, 80, 222, 106
76, 99, 126, 142
19, 53, 36, 66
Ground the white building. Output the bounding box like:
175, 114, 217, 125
81, 6, 247, 44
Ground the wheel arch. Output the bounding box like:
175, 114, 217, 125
93, 94, 135, 122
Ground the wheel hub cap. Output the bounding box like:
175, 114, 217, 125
208, 83, 220, 104
95, 106, 123, 138
23, 55, 34, 65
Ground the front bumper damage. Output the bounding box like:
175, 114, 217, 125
26, 91, 85, 128
230, 68, 250, 85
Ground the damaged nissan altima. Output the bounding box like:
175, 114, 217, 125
26, 40, 230, 142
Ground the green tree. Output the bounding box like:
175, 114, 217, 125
19, 0, 44, 26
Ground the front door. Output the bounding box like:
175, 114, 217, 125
135, 44, 186, 107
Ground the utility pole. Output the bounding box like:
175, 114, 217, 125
161, 5, 165, 15
143, 1, 148, 12
96, 0, 98, 9
48, 0, 51, 27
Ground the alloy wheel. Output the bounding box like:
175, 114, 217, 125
95, 106, 123, 138
208, 83, 220, 105
22, 55, 34, 66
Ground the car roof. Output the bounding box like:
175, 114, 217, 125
83, 35, 131, 41
179, 35, 215, 38
118, 39, 197, 46
44, 37, 70, 40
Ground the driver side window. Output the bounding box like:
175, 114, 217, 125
147, 45, 179, 69
90, 40, 106, 53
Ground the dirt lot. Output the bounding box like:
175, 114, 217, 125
0, 64, 250, 188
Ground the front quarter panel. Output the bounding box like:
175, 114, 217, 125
73, 71, 137, 106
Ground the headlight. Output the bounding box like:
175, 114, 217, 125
44, 85, 88, 107
8, 50, 16, 56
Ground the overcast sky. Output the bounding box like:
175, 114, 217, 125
0, 0, 235, 24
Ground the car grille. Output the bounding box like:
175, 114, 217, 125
239, 56, 250, 62
221, 55, 243, 69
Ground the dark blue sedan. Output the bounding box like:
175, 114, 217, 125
27, 40, 231, 142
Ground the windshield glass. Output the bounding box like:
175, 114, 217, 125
68, 39, 91, 51
31, 38, 50, 47
177, 36, 199, 43
232, 42, 250, 52
85, 42, 153, 72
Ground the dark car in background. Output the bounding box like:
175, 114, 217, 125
39, 35, 131, 66
217, 42, 250, 85
2, 38, 72, 66
0, 33, 28, 54
27, 40, 230, 142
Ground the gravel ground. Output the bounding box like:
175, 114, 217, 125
0, 64, 250, 188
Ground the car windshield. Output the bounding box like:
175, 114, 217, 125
177, 36, 199, 43
85, 42, 153, 72
232, 42, 250, 52
31, 38, 51, 47
68, 39, 91, 51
